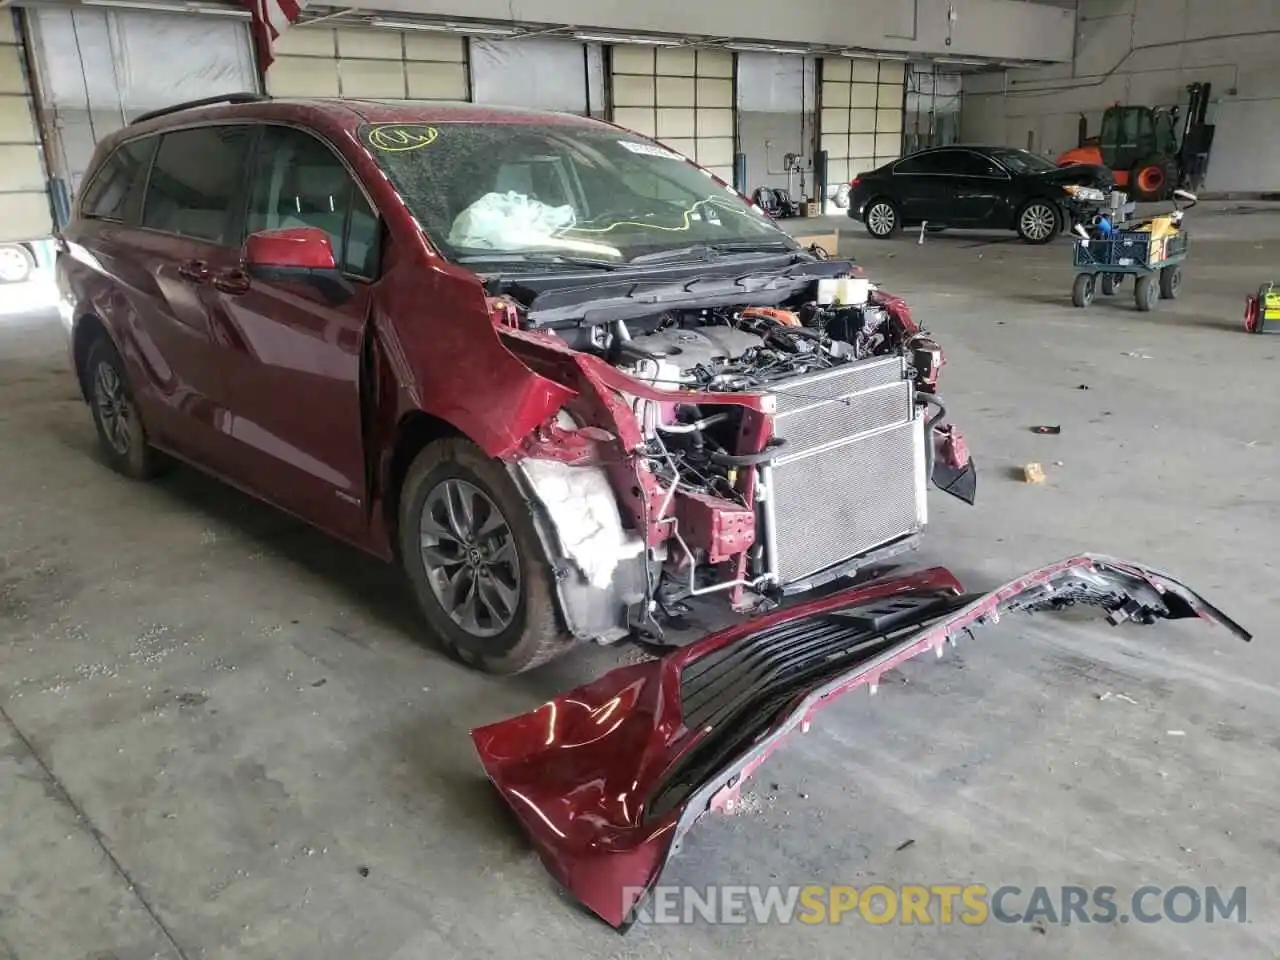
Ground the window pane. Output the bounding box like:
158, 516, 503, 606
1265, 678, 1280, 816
80, 137, 156, 223
345, 187, 381, 277
895, 150, 951, 174
951, 151, 1003, 176
246, 125, 379, 275
142, 126, 252, 244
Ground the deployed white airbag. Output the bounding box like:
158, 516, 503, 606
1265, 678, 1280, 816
448, 191, 620, 257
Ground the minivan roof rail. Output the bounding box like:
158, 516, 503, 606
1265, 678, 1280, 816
132, 92, 269, 126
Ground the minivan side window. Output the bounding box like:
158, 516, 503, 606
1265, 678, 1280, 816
80, 136, 156, 223
245, 125, 382, 278
142, 125, 253, 245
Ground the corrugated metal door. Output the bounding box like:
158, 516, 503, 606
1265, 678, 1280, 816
27, 6, 256, 198
264, 26, 467, 101
819, 57, 905, 185
0, 12, 50, 243
610, 45, 736, 184
470, 36, 592, 114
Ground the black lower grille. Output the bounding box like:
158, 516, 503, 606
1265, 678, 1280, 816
679, 594, 951, 734
644, 592, 961, 821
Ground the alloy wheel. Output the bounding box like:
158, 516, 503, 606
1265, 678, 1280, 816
93, 360, 133, 456
867, 202, 896, 236
1020, 203, 1056, 242
420, 478, 521, 638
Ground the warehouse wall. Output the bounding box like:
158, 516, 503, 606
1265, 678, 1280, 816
961, 0, 1280, 193
360, 0, 1076, 62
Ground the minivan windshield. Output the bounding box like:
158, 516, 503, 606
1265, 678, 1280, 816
357, 122, 795, 265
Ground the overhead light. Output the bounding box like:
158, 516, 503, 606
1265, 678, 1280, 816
839, 49, 910, 61
81, 0, 250, 15
723, 42, 810, 55
370, 19, 518, 36
933, 57, 989, 66
573, 32, 682, 46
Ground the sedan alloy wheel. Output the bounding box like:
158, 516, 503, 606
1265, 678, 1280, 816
1018, 202, 1058, 243
865, 201, 898, 238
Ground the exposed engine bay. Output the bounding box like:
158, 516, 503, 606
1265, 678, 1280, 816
492, 259, 976, 647
612, 297, 898, 389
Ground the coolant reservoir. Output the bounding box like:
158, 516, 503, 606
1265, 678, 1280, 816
817, 277, 871, 306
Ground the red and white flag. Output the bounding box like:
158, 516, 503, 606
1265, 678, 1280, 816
246, 0, 309, 70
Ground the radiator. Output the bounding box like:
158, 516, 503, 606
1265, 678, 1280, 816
765, 355, 925, 585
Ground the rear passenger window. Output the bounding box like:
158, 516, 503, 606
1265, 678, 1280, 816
80, 137, 156, 223
893, 151, 954, 174
142, 126, 252, 245
245, 125, 382, 278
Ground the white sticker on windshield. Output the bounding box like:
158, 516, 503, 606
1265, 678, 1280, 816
618, 140, 684, 161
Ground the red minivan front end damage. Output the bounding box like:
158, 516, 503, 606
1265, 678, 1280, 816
471, 555, 1250, 930
483, 270, 976, 652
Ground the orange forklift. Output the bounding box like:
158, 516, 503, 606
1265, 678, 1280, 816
1057, 83, 1214, 202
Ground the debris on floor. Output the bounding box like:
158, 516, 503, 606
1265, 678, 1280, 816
724, 791, 774, 816
1097, 691, 1140, 705
1031, 425, 1062, 435
1022, 462, 1047, 484
1122, 351, 1153, 359
895, 838, 916, 852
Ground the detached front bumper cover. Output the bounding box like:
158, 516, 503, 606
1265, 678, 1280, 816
471, 555, 1250, 931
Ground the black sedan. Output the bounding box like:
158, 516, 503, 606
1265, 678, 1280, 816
847, 145, 1116, 244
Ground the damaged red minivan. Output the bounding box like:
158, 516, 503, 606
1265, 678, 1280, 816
58, 97, 1251, 929
57, 94, 976, 674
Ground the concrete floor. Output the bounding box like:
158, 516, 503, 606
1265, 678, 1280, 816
1, 203, 1278, 959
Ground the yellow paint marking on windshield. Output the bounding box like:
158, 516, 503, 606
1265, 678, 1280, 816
367, 125, 439, 152
566, 195, 758, 235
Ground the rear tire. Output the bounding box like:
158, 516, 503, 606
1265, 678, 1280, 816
1100, 273, 1120, 296
1017, 200, 1059, 244
1159, 264, 1182, 299
863, 198, 901, 239
1134, 274, 1159, 312
397, 437, 573, 675
85, 336, 163, 480
1072, 274, 1095, 308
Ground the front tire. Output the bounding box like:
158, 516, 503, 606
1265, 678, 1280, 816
1017, 200, 1059, 244
1135, 274, 1159, 312
398, 438, 573, 675
85, 336, 162, 480
863, 198, 901, 239
1072, 274, 1095, 308
1159, 264, 1182, 299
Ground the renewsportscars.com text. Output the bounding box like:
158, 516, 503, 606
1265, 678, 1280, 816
625, 883, 1248, 927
